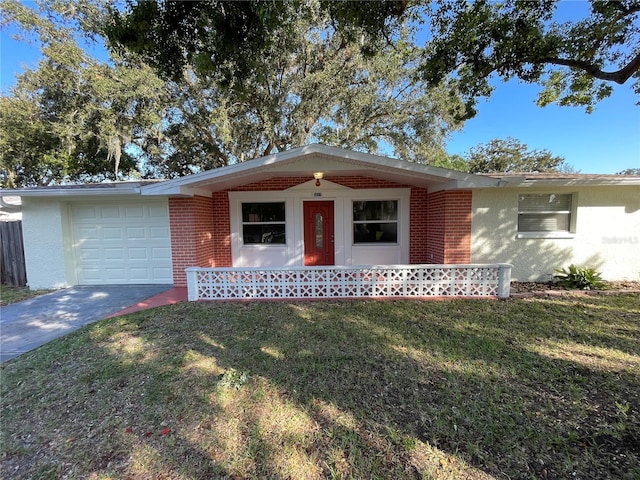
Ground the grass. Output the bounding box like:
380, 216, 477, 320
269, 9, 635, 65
0, 285, 53, 306
1, 295, 639, 479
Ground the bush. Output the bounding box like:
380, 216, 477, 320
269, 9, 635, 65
554, 264, 606, 290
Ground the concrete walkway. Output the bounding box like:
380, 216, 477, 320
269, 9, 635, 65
0, 285, 182, 363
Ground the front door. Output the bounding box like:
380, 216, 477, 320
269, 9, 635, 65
303, 201, 334, 266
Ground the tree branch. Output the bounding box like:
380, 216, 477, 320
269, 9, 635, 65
540, 51, 640, 84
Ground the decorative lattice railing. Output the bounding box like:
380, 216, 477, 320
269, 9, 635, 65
186, 264, 512, 301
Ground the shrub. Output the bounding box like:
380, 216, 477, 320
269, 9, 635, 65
554, 264, 606, 290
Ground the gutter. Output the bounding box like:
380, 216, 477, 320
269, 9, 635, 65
0, 183, 143, 198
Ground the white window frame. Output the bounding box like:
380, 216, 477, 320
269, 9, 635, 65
352, 200, 399, 245
241, 202, 287, 245
516, 192, 576, 239
228, 185, 410, 268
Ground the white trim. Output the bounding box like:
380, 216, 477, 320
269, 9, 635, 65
1, 183, 144, 197
516, 232, 576, 239
500, 177, 640, 187
517, 192, 576, 237
228, 185, 410, 268
140, 144, 500, 195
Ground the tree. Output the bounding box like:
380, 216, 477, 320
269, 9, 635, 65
418, 0, 640, 118
617, 167, 640, 175
108, 0, 640, 118
3, 0, 466, 184
106, 1, 408, 87
1, 0, 169, 186
464, 137, 574, 173
136, 8, 467, 176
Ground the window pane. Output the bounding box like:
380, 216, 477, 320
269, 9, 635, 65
353, 201, 397, 221
518, 213, 569, 232
353, 222, 397, 243
518, 194, 571, 212
242, 202, 285, 222
315, 212, 323, 248
243, 224, 286, 244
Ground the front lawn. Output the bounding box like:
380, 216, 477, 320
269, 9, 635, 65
1, 295, 638, 479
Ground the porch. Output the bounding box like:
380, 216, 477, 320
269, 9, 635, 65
186, 263, 512, 301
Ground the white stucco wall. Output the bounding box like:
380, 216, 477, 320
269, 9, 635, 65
471, 186, 640, 281
21, 197, 69, 289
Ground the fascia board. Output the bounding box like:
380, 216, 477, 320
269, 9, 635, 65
0, 185, 142, 197
141, 149, 311, 195
502, 178, 640, 187
324, 149, 500, 187
141, 144, 501, 194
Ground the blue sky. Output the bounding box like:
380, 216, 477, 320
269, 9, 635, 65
446, 78, 640, 174
435, 0, 640, 175
1, 4, 639, 174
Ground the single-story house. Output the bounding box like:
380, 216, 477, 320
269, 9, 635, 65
1, 144, 638, 299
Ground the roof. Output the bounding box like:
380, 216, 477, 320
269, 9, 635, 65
140, 144, 499, 196
0, 180, 163, 197
1, 145, 638, 199
482, 172, 640, 187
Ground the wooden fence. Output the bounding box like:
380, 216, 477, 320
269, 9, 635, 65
0, 221, 27, 286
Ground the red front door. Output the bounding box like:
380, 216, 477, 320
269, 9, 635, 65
303, 201, 334, 266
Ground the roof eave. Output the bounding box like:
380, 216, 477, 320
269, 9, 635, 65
141, 144, 501, 195
0, 184, 143, 197
501, 178, 640, 187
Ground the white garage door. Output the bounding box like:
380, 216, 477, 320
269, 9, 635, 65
72, 201, 173, 284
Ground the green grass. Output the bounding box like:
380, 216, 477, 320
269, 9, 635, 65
1, 295, 639, 479
0, 285, 53, 306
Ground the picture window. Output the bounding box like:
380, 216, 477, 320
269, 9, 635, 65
242, 202, 286, 244
352, 200, 398, 244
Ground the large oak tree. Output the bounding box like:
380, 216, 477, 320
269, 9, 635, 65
108, 0, 640, 119
144, 10, 466, 177
0, 0, 167, 186
2, 0, 469, 186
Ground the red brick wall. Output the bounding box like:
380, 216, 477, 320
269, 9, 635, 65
410, 187, 429, 263
168, 176, 473, 286
232, 176, 407, 191
168, 195, 215, 286
426, 192, 446, 263
425, 190, 472, 264
211, 191, 232, 267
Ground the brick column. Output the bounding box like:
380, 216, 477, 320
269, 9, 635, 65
211, 191, 232, 267
409, 187, 429, 263
426, 190, 472, 264
168, 195, 216, 286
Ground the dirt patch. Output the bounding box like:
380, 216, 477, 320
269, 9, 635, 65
511, 280, 640, 297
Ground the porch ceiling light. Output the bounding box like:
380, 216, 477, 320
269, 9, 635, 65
313, 171, 323, 187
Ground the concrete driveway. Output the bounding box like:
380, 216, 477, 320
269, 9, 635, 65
0, 285, 172, 363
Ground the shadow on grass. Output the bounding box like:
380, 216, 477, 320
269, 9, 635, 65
1, 295, 639, 479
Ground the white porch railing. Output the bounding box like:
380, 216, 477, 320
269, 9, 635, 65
186, 264, 512, 301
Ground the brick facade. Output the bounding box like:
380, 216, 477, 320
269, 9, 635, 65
425, 190, 472, 264
167, 176, 473, 286
232, 176, 408, 191
211, 191, 232, 268
409, 187, 429, 263
168, 195, 215, 286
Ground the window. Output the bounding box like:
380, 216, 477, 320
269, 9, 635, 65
518, 193, 573, 236
353, 200, 398, 243
242, 202, 286, 244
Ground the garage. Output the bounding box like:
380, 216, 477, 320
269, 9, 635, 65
71, 201, 173, 285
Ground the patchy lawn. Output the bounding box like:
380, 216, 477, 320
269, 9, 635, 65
0, 285, 53, 306
1, 295, 638, 479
